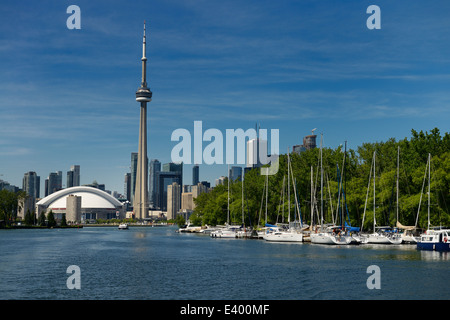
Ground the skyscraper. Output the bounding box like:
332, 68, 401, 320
192, 164, 199, 185
134, 22, 152, 220
67, 171, 74, 188
163, 162, 183, 188
149, 159, 161, 208
124, 173, 131, 202
66, 165, 80, 188
71, 165, 80, 186
167, 182, 180, 220
22, 171, 40, 201
47, 171, 62, 195
229, 166, 242, 182
130, 152, 138, 205
246, 138, 268, 168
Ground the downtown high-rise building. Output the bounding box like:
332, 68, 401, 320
46, 171, 62, 196
130, 152, 138, 205
192, 164, 199, 185
229, 166, 242, 182
124, 173, 131, 202
167, 182, 181, 220
67, 165, 80, 188
246, 138, 268, 168
149, 159, 161, 208
22, 171, 40, 201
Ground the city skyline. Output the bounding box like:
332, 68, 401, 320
1, 1, 450, 196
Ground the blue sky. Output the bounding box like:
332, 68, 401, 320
1, 0, 449, 196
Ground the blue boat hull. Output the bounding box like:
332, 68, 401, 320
417, 242, 450, 251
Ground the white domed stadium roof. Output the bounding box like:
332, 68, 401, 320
37, 186, 122, 209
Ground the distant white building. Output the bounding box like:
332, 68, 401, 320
36, 186, 125, 222
246, 138, 268, 168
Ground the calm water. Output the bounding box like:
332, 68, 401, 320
0, 226, 448, 300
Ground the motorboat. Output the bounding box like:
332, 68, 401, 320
118, 223, 128, 230
178, 223, 202, 233
417, 228, 450, 251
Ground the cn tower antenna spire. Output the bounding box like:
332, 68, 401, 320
141, 21, 148, 88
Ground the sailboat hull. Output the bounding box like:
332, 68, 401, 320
263, 231, 303, 242
367, 233, 402, 244
310, 233, 352, 245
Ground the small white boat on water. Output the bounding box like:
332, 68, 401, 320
310, 225, 352, 245
118, 223, 128, 230
210, 225, 241, 238
263, 224, 303, 242
178, 223, 202, 233
366, 227, 402, 244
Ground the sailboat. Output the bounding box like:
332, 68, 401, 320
263, 148, 303, 242
236, 168, 252, 238
417, 154, 450, 251
211, 166, 241, 238
363, 151, 402, 244
395, 146, 420, 243
310, 135, 352, 245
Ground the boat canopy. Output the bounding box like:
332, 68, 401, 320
344, 222, 360, 232
396, 221, 416, 231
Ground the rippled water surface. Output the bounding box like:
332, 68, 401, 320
0, 226, 448, 300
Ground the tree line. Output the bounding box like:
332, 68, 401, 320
0, 189, 66, 228
191, 128, 450, 231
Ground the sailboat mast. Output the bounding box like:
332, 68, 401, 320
373, 151, 376, 232
341, 141, 347, 229
288, 148, 290, 224
265, 169, 268, 224
320, 133, 323, 228
242, 167, 244, 226
396, 146, 399, 225
428, 153, 431, 230
227, 164, 230, 225
311, 166, 314, 231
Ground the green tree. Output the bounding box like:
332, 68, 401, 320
191, 128, 450, 230
175, 214, 186, 227
24, 209, 34, 226
0, 189, 27, 226
38, 211, 46, 226
47, 210, 56, 227
61, 214, 67, 227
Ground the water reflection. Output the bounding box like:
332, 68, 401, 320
419, 250, 450, 261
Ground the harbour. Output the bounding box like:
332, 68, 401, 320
0, 225, 448, 300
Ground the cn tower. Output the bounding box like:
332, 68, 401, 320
134, 22, 152, 220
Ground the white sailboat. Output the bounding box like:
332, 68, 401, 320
211, 166, 240, 239
310, 135, 352, 245
263, 148, 303, 242
236, 168, 252, 238
363, 151, 402, 244
417, 153, 450, 251
395, 146, 420, 243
